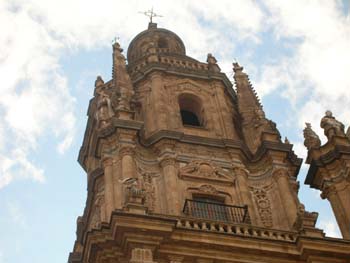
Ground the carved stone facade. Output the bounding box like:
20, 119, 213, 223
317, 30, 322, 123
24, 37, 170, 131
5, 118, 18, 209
69, 22, 350, 263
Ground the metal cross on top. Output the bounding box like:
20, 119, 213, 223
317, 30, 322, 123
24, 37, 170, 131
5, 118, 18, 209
111, 36, 120, 44
139, 7, 163, 23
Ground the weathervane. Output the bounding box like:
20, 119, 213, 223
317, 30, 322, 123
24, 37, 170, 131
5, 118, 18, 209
139, 7, 163, 23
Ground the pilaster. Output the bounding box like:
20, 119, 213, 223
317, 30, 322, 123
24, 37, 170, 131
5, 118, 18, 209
273, 169, 298, 229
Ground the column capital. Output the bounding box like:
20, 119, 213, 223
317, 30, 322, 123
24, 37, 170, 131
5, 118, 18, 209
119, 145, 136, 157
233, 166, 249, 178
102, 157, 113, 167
272, 168, 290, 181
158, 153, 177, 168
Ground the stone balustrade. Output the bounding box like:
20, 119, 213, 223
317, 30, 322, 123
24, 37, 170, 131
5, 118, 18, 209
176, 217, 297, 242
129, 55, 209, 75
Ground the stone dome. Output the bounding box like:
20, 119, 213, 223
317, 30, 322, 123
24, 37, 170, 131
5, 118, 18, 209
127, 23, 186, 65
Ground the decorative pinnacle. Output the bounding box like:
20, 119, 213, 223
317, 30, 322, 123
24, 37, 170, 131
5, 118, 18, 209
139, 7, 163, 23
233, 62, 243, 73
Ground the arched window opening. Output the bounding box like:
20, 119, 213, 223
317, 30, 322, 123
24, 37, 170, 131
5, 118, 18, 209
181, 110, 200, 126
178, 94, 204, 127
158, 38, 168, 48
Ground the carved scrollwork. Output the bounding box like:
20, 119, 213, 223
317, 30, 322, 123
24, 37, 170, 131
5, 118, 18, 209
198, 184, 219, 195
251, 187, 273, 228
179, 160, 234, 185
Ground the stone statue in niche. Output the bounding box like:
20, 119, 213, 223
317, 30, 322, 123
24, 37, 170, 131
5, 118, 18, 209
90, 184, 105, 229
320, 110, 346, 140
139, 170, 159, 212
303, 123, 321, 150
120, 177, 146, 205
95, 88, 114, 128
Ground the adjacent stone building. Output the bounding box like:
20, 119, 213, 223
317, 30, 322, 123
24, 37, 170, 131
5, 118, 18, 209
69, 22, 350, 263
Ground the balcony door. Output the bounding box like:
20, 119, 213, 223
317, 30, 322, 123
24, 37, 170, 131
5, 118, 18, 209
191, 196, 229, 222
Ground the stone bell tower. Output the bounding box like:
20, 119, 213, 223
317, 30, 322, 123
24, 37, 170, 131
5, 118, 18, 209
69, 22, 350, 263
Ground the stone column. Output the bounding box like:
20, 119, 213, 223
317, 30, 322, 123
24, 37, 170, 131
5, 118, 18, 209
274, 170, 298, 229
235, 168, 256, 224
150, 73, 166, 130
102, 157, 115, 220
113, 158, 123, 209
159, 155, 180, 215
322, 185, 350, 239
120, 146, 136, 180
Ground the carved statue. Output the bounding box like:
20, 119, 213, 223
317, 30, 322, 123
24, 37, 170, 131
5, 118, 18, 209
303, 123, 321, 150
90, 185, 105, 229
320, 110, 345, 140
120, 177, 146, 204
95, 88, 114, 128
206, 53, 217, 65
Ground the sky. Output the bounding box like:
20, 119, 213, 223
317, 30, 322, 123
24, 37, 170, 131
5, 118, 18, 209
0, 0, 349, 262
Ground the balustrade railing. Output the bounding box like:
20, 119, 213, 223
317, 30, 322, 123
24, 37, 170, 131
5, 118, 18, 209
183, 199, 250, 224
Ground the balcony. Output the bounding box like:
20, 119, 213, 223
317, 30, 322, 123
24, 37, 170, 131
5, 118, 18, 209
183, 199, 251, 224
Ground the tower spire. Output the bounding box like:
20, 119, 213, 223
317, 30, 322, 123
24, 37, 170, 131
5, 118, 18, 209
233, 62, 280, 153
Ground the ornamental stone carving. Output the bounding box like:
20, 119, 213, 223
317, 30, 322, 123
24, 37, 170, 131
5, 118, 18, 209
120, 177, 146, 205
179, 160, 234, 184
139, 169, 159, 212
198, 184, 219, 195
303, 123, 321, 150
251, 187, 273, 228
90, 184, 105, 229
95, 86, 115, 129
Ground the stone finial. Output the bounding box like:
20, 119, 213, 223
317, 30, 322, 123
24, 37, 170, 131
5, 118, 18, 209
303, 123, 321, 150
232, 62, 243, 73
284, 137, 290, 144
95, 76, 104, 88
320, 110, 345, 140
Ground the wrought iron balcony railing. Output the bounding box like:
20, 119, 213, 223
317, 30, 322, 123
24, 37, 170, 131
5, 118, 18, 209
183, 199, 251, 224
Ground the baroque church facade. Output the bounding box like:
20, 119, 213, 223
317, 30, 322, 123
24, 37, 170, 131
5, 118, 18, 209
69, 22, 350, 263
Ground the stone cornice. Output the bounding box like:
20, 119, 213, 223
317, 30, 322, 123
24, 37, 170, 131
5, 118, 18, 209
305, 144, 350, 188
79, 119, 302, 176
70, 211, 350, 263
128, 61, 236, 101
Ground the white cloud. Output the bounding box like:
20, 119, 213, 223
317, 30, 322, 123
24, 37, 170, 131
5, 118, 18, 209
0, 0, 75, 188
318, 219, 342, 238
256, 1, 350, 136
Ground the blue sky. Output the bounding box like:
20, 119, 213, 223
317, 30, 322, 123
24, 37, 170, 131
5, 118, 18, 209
1, 1, 350, 262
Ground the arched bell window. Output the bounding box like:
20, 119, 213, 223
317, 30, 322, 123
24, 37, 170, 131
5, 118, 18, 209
178, 94, 204, 127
